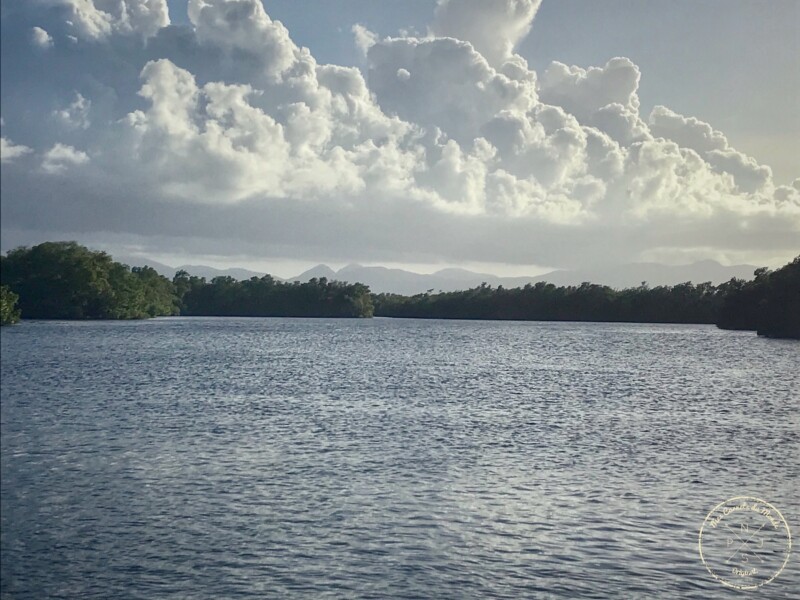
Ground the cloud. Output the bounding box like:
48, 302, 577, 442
538, 58, 649, 145
705, 148, 772, 194
352, 24, 377, 57
188, 0, 297, 81
41, 143, 90, 174
61, 0, 169, 41
539, 58, 641, 114
1, 137, 33, 163
431, 0, 541, 67
0, 0, 797, 270
53, 92, 91, 129
649, 105, 727, 153
648, 106, 772, 193
116, 51, 419, 204
366, 35, 537, 144
31, 27, 54, 49
774, 182, 800, 207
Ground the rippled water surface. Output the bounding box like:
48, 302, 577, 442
2, 318, 798, 598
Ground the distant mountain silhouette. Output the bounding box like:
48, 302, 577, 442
292, 264, 338, 281
527, 260, 760, 290
117, 254, 760, 295
114, 256, 178, 278
176, 264, 271, 281
114, 256, 270, 282
290, 260, 759, 295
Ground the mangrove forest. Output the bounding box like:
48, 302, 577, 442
1, 242, 797, 339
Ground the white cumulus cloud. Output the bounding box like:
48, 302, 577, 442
61, 0, 169, 40
1, 137, 33, 163
31, 27, 54, 48
648, 105, 772, 193
0, 0, 796, 270
367, 35, 537, 144
188, 0, 297, 81
706, 148, 772, 194
41, 143, 90, 174
538, 58, 649, 145
78, 0, 799, 260
649, 105, 727, 153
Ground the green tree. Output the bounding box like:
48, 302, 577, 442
1, 241, 179, 320
180, 273, 374, 317
133, 266, 180, 317
0, 285, 21, 325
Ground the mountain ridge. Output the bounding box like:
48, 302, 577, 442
115, 255, 759, 296
289, 260, 759, 295
114, 256, 270, 282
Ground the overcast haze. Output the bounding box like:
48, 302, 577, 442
1, 0, 798, 276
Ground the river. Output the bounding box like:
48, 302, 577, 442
1, 318, 798, 598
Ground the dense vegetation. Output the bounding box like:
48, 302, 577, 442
1, 242, 180, 320
0, 242, 373, 321
175, 271, 374, 318
0, 242, 796, 338
716, 258, 800, 338
373, 281, 723, 323
372, 258, 799, 338
1, 285, 21, 326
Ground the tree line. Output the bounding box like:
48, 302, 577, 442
1, 242, 797, 338
374, 281, 722, 323
0, 242, 373, 323
174, 271, 373, 318
715, 258, 799, 338
372, 257, 798, 339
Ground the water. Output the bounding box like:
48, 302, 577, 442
1, 318, 798, 599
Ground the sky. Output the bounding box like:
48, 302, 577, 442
1, 0, 798, 277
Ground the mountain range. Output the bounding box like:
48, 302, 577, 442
115, 257, 268, 282
288, 261, 758, 295
117, 255, 759, 296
